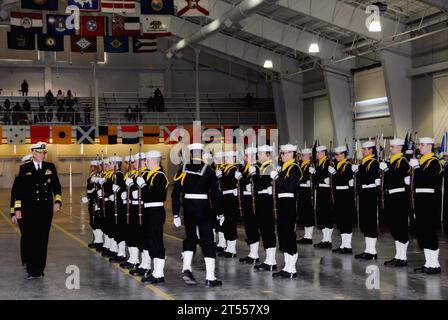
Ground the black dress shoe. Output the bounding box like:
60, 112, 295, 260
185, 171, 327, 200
130, 268, 149, 276
216, 246, 225, 253
414, 266, 441, 274
384, 258, 398, 266
88, 242, 96, 248
314, 241, 332, 249
272, 270, 297, 279
101, 249, 112, 256
27, 273, 44, 279
219, 252, 237, 258
120, 262, 138, 270
254, 263, 277, 271
333, 247, 352, 254
109, 256, 127, 263
354, 252, 378, 260
205, 279, 222, 287
106, 252, 118, 259
95, 245, 104, 252
141, 274, 165, 284
332, 247, 344, 254
239, 256, 260, 264
297, 238, 312, 245
182, 270, 197, 285
393, 259, 408, 267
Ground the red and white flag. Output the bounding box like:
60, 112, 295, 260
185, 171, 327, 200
10, 11, 43, 33
175, 0, 209, 17
101, 0, 136, 14
108, 15, 140, 36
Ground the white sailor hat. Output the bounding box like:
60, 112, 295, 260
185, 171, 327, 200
215, 151, 223, 158
334, 146, 347, 153
124, 155, 135, 162
134, 152, 146, 160
146, 150, 161, 158
203, 152, 213, 160
30, 141, 47, 153
390, 138, 405, 146
22, 154, 32, 162
258, 145, 273, 152
316, 145, 327, 152
362, 141, 376, 148
419, 137, 435, 144
90, 160, 98, 166
245, 147, 257, 154
110, 156, 123, 162
224, 151, 237, 157
405, 149, 414, 154
188, 143, 204, 151
102, 158, 110, 165
280, 144, 298, 152
301, 148, 312, 154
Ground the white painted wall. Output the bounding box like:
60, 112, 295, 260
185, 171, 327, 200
313, 96, 334, 146
433, 72, 448, 143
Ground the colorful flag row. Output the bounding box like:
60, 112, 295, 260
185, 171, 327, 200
20, 0, 209, 17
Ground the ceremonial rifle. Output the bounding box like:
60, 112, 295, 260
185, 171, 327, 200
101, 152, 106, 218
236, 148, 243, 218
113, 153, 118, 225
250, 142, 256, 215
409, 132, 418, 210
329, 140, 335, 205
272, 141, 278, 220
126, 148, 132, 224
137, 144, 143, 226
379, 138, 386, 210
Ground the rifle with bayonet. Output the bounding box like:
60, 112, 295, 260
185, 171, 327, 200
126, 148, 132, 224
137, 144, 143, 226
113, 153, 118, 225
101, 152, 106, 217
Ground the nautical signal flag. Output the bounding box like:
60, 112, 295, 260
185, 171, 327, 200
30, 126, 50, 143
71, 35, 97, 53
104, 36, 129, 53
5, 126, 26, 145
101, 0, 136, 14
175, 0, 209, 16
140, 0, 174, 15
141, 15, 171, 37
80, 16, 105, 36
161, 125, 177, 144
10, 12, 43, 34
37, 34, 64, 51
52, 125, 72, 144
99, 125, 118, 144
143, 125, 160, 144
7, 31, 35, 50
68, 0, 100, 11
21, 0, 58, 10
121, 125, 140, 144
76, 125, 96, 144
107, 16, 140, 36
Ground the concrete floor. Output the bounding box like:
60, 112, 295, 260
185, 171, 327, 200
0, 187, 447, 300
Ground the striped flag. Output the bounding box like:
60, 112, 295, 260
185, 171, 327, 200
132, 37, 157, 53
101, 0, 136, 13
99, 125, 117, 144
108, 16, 140, 36
76, 126, 96, 144
10, 11, 43, 33
121, 125, 140, 144
30, 126, 50, 143
143, 125, 160, 144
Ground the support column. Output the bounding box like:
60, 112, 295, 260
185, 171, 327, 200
194, 47, 200, 121
323, 64, 354, 146
164, 57, 173, 97
44, 66, 52, 92
93, 63, 99, 128
381, 46, 413, 138
412, 75, 433, 137
272, 77, 304, 145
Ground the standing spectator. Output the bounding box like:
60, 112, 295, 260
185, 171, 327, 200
4, 99, 11, 125
57, 105, 65, 122
21, 80, 29, 96
45, 90, 54, 106
244, 92, 253, 109
47, 107, 53, 122
154, 87, 162, 98
155, 95, 164, 112
12, 102, 22, 124
83, 104, 91, 125
65, 90, 75, 107
147, 96, 155, 112
56, 90, 64, 107
23, 99, 31, 112
74, 106, 81, 125
134, 104, 142, 122
38, 105, 46, 123
126, 105, 133, 122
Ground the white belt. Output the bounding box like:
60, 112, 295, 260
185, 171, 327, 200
278, 193, 294, 198
415, 188, 435, 194
223, 188, 237, 195
87, 189, 94, 194
185, 193, 208, 199
131, 200, 140, 205
122, 200, 129, 204
258, 189, 270, 195
362, 184, 377, 189
243, 191, 252, 196
388, 187, 405, 194
143, 202, 164, 208
300, 183, 311, 187
318, 183, 330, 188
335, 186, 349, 190
104, 198, 110, 202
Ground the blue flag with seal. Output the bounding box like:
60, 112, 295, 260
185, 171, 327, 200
104, 36, 129, 53
37, 34, 64, 51
140, 0, 174, 14
76, 126, 96, 144
21, 0, 58, 10
47, 14, 75, 35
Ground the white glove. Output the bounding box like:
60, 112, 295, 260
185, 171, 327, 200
125, 178, 134, 187
98, 177, 106, 185
81, 196, 88, 204
348, 179, 354, 187
324, 177, 330, 185
132, 190, 138, 199
235, 171, 243, 180
216, 169, 223, 178
375, 178, 381, 186
91, 176, 98, 183
309, 167, 316, 174
248, 166, 256, 176
217, 215, 225, 226
121, 192, 127, 200
328, 166, 336, 175
112, 184, 120, 192
109, 195, 115, 201
173, 216, 181, 228
409, 158, 419, 168
270, 170, 279, 180
351, 164, 359, 173
97, 190, 103, 198
267, 186, 273, 195
379, 162, 388, 171
404, 176, 410, 185
246, 184, 252, 192
136, 176, 146, 187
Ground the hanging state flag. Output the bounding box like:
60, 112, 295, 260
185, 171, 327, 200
439, 130, 447, 157
7, 31, 35, 50
104, 36, 129, 53
121, 125, 140, 144
143, 125, 160, 144
76, 125, 96, 144
68, 0, 100, 11
37, 34, 64, 51
141, 15, 171, 37
175, 0, 209, 16
5, 126, 26, 145
21, 0, 58, 10
161, 125, 177, 144
107, 15, 140, 36
30, 126, 50, 143
10, 12, 43, 34
99, 125, 118, 144
71, 35, 97, 52
80, 16, 105, 36
133, 37, 157, 53
52, 125, 72, 144
140, 0, 174, 14
101, 0, 135, 13
47, 14, 75, 36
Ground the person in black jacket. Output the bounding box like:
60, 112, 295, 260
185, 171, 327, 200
411, 137, 443, 274
297, 148, 315, 244
171, 143, 223, 287
21, 80, 28, 96
352, 140, 380, 260
329, 145, 354, 254
381, 138, 411, 267
13, 142, 62, 279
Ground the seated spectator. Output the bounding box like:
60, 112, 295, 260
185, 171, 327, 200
245, 92, 253, 108
126, 105, 133, 122
134, 104, 142, 122
147, 96, 155, 112
3, 99, 11, 125
154, 87, 162, 98
38, 105, 46, 122
45, 90, 54, 106
57, 105, 65, 122
12, 102, 24, 124
83, 104, 91, 125
21, 80, 28, 96
67, 105, 75, 124
56, 90, 64, 107
47, 108, 53, 122
65, 90, 76, 107
23, 99, 31, 112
